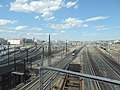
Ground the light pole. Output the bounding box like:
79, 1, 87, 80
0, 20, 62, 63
107, 42, 111, 56
39, 45, 44, 90
41, 45, 44, 67
26, 48, 28, 63
43, 45, 44, 60
7, 42, 10, 65
23, 58, 27, 83
118, 50, 120, 63
14, 46, 16, 71
13, 46, 16, 87
39, 68, 43, 90
66, 40, 67, 56
48, 34, 51, 66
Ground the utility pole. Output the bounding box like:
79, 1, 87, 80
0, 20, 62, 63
39, 45, 44, 90
26, 49, 28, 63
43, 45, 44, 59
35, 42, 37, 48
30, 58, 32, 69
48, 34, 51, 66
66, 40, 67, 56
14, 47, 16, 71
118, 50, 120, 63
41, 45, 44, 67
23, 58, 26, 83
7, 42, 10, 65
40, 68, 43, 90
13, 47, 16, 87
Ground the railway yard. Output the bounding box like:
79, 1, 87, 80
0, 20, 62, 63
1, 0, 120, 90
0, 42, 120, 90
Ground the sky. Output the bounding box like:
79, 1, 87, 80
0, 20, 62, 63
0, 0, 120, 41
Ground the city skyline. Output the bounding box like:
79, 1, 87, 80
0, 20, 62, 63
0, 0, 120, 41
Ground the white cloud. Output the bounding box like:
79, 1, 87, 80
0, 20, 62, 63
0, 19, 17, 25
0, 26, 16, 33
8, 31, 16, 33
33, 33, 44, 35
31, 27, 42, 31
65, 0, 78, 8
6, 5, 9, 7
26, 32, 31, 35
48, 16, 109, 30
15, 26, 28, 30
64, 17, 88, 27
42, 12, 55, 21
60, 30, 66, 33
45, 33, 49, 36
93, 25, 110, 31
35, 16, 40, 20
65, 17, 83, 23
83, 33, 98, 36
49, 17, 88, 29
0, 30, 15, 33
42, 12, 52, 18
10, 0, 79, 21
74, 4, 79, 9
0, 30, 5, 32
15, 26, 42, 31
33, 32, 57, 36
115, 26, 120, 29
52, 33, 57, 35
0, 4, 3, 8
10, 0, 63, 20
85, 16, 109, 22
15, 0, 28, 3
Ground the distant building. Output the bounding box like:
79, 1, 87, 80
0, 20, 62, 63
24, 38, 33, 43
0, 38, 7, 45
8, 39, 22, 45
34, 39, 37, 42
114, 40, 120, 44
69, 41, 81, 45
7, 38, 36, 45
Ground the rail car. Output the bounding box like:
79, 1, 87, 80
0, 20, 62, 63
72, 49, 77, 56
0, 49, 15, 58
100, 46, 106, 50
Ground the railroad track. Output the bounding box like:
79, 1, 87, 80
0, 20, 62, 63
83, 47, 102, 90
87, 47, 112, 90
83, 46, 120, 90
19, 47, 83, 90
0, 46, 41, 66
95, 47, 120, 75
0, 45, 56, 68
95, 47, 120, 89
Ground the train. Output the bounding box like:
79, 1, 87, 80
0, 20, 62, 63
100, 46, 106, 50
0, 49, 15, 58
72, 49, 77, 56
